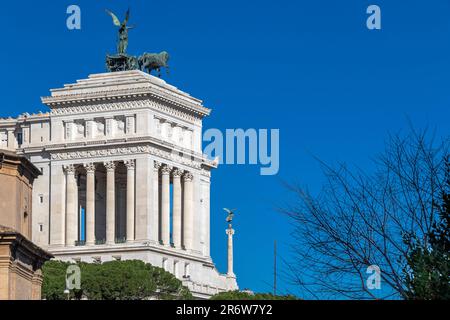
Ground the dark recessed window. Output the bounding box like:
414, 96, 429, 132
17, 132, 23, 145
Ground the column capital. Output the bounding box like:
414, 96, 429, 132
63, 164, 76, 175
83, 163, 96, 173
226, 228, 235, 236
104, 161, 116, 171
172, 168, 183, 178
124, 159, 135, 170
183, 171, 194, 182
161, 164, 173, 175
154, 161, 162, 171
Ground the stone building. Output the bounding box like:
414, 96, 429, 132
0, 149, 53, 300
0, 70, 238, 298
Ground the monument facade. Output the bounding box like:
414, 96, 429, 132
0, 70, 238, 298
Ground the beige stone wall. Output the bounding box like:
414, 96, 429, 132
0, 151, 52, 300
0, 152, 36, 239
0, 231, 49, 300
0, 245, 11, 299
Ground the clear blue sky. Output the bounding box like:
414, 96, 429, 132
1, 1, 450, 296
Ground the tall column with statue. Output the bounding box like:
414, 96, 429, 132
224, 208, 237, 278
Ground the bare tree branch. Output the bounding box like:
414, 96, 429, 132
280, 129, 449, 299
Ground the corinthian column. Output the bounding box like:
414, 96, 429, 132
160, 164, 172, 246
84, 163, 96, 246
64, 165, 78, 247
104, 161, 116, 245
152, 161, 162, 243
172, 169, 183, 249
183, 172, 194, 250
125, 160, 135, 242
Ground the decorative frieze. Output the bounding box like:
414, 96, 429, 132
50, 145, 204, 170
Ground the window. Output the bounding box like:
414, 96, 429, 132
17, 132, 23, 145
39, 224, 43, 232
184, 263, 191, 278
23, 211, 29, 236
39, 195, 44, 204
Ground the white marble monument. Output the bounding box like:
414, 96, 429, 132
0, 70, 238, 298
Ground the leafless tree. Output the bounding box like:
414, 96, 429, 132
281, 129, 449, 299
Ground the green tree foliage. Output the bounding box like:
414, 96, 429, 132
42, 260, 68, 300
404, 157, 450, 300
42, 260, 192, 300
211, 290, 297, 300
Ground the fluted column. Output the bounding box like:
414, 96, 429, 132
152, 161, 162, 243
125, 160, 135, 242
160, 164, 172, 246
172, 169, 183, 249
84, 163, 96, 246
183, 172, 194, 250
104, 161, 116, 245
64, 165, 78, 246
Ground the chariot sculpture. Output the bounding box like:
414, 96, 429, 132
105, 9, 170, 77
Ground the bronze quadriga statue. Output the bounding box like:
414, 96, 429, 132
105, 8, 170, 77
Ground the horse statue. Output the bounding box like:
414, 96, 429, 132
138, 51, 170, 77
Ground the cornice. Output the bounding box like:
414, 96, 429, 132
43, 87, 211, 119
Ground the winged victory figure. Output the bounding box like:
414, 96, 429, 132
106, 8, 133, 55
223, 208, 237, 224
